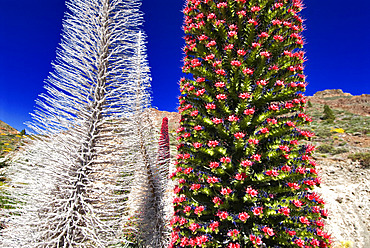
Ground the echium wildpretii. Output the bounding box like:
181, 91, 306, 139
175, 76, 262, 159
170, 0, 331, 247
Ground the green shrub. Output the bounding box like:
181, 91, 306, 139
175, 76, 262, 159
348, 153, 370, 168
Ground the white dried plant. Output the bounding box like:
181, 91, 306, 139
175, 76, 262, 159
0, 0, 170, 247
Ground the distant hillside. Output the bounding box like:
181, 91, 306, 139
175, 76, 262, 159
0, 120, 21, 158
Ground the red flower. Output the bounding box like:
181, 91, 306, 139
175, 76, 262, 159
234, 173, 247, 180
287, 230, 296, 236
204, 54, 215, 61
194, 125, 203, 131
278, 207, 291, 216
259, 32, 269, 38
295, 238, 305, 247
209, 221, 219, 231
238, 212, 250, 221
266, 169, 279, 177
241, 160, 252, 167
228, 30, 238, 37
189, 223, 200, 232
216, 94, 227, 100
190, 184, 201, 191
230, 60, 241, 67
183, 205, 191, 213
288, 182, 300, 190
251, 6, 261, 12
237, 49, 246, 56
228, 115, 239, 122
190, 110, 199, 116
228, 243, 240, 248
212, 197, 222, 205
248, 138, 259, 145
212, 117, 223, 124
209, 162, 219, 168
262, 226, 275, 236
194, 206, 205, 215
239, 92, 251, 99
269, 104, 279, 111
234, 132, 245, 139
246, 187, 258, 197
193, 142, 202, 149
292, 199, 303, 208
217, 211, 229, 220
205, 103, 216, 109
260, 51, 271, 57
215, 81, 225, 88
207, 176, 219, 184
242, 68, 254, 75
207, 13, 216, 19
184, 167, 193, 174
198, 34, 208, 41
215, 69, 226, 75
227, 229, 240, 237
299, 216, 310, 225
260, 127, 269, 134
220, 156, 231, 163
273, 35, 284, 42
195, 89, 205, 96
206, 40, 216, 47
216, 2, 227, 8
221, 187, 232, 195
244, 108, 255, 115
256, 80, 268, 86
237, 10, 246, 16
207, 140, 219, 147
251, 154, 261, 161
272, 19, 282, 25
252, 42, 261, 48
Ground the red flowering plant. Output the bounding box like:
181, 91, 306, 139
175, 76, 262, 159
171, 0, 331, 247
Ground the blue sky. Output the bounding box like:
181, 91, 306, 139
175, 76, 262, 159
0, 0, 369, 131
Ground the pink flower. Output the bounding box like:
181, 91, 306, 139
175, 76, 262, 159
273, 35, 284, 42
212, 118, 223, 124
237, 10, 246, 16
212, 196, 222, 205
272, 19, 282, 25
191, 110, 199, 116
252, 42, 261, 48
228, 30, 238, 37
217, 2, 227, 8
228, 115, 239, 122
224, 44, 234, 50
206, 40, 216, 47
299, 216, 310, 225
251, 154, 261, 161
207, 13, 216, 19
216, 69, 226, 75
279, 145, 290, 152
184, 167, 193, 174
260, 127, 269, 134
228, 243, 240, 248
292, 200, 303, 208
267, 118, 277, 124
209, 221, 219, 231
242, 68, 254, 76
179, 217, 187, 225
246, 187, 258, 197
259, 32, 269, 38
183, 205, 191, 213
215, 81, 225, 88
193, 142, 202, 149
209, 162, 219, 169
238, 212, 250, 221
194, 206, 205, 215
241, 160, 252, 167
262, 226, 275, 236
208, 140, 219, 147
248, 19, 258, 25
239, 92, 251, 99
207, 176, 219, 184
198, 34, 208, 41
205, 103, 216, 109
190, 184, 201, 191
253, 207, 263, 216
248, 138, 259, 145
180, 236, 188, 247
237, 49, 246, 56
213, 60, 222, 67
256, 80, 268, 86
234, 173, 247, 181
287, 230, 296, 236
244, 108, 255, 115
288, 182, 300, 190
295, 238, 305, 247
195, 89, 205, 96
260, 51, 271, 57
189, 223, 200, 232
216, 94, 227, 100
204, 54, 215, 61
221, 187, 232, 195
194, 125, 203, 131
227, 229, 240, 237
220, 156, 231, 163
251, 6, 261, 12
234, 132, 245, 139
217, 211, 229, 220
231, 60, 241, 67
266, 169, 279, 177
269, 104, 279, 111
278, 207, 291, 216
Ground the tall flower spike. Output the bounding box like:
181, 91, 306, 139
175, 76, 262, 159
0, 0, 158, 247
171, 0, 331, 247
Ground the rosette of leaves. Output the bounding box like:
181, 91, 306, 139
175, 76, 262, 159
170, 0, 331, 248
